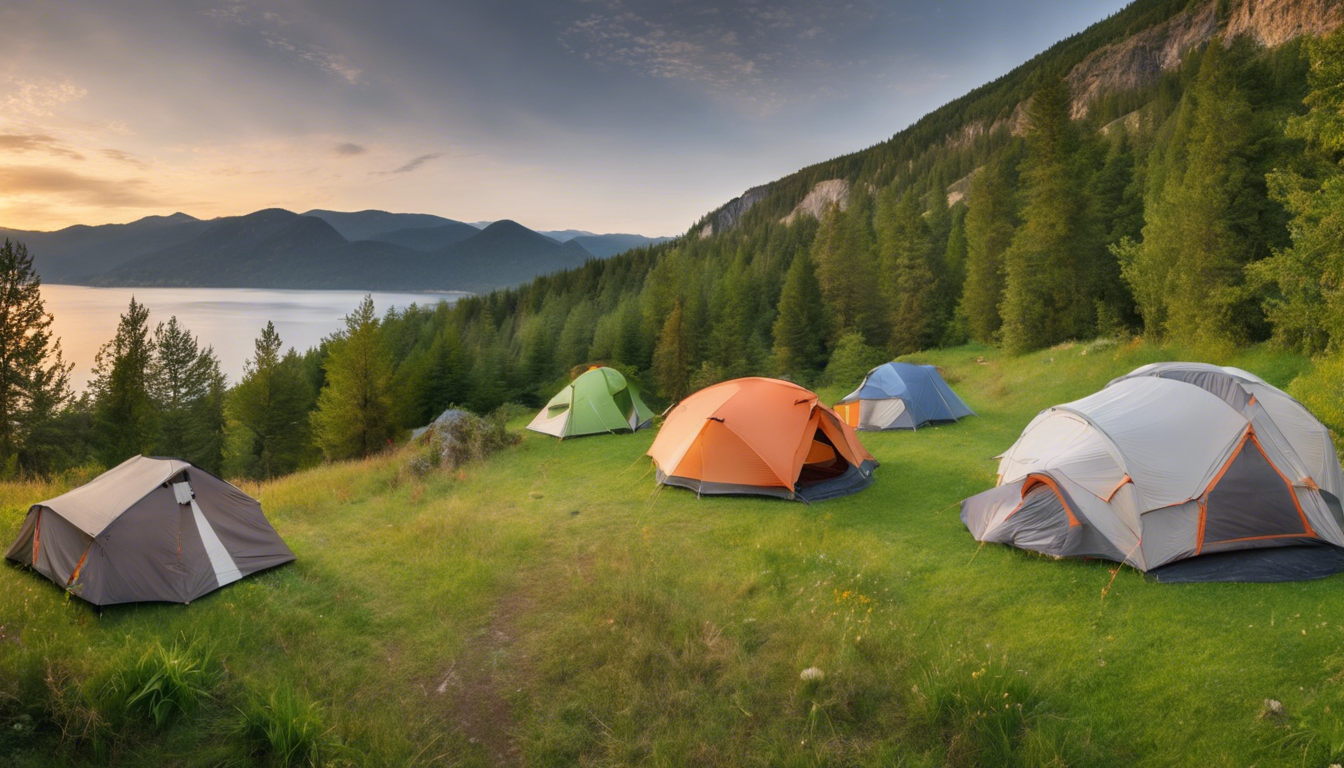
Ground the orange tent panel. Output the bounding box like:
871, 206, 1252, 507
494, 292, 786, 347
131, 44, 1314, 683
648, 377, 878, 501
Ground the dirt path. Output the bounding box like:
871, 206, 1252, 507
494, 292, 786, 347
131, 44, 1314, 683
435, 593, 531, 765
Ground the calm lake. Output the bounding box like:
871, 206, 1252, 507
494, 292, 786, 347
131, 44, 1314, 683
42, 285, 465, 391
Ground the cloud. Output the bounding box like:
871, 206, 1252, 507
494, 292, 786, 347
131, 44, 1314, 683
334, 142, 367, 156
205, 2, 364, 84
1, 77, 87, 117
0, 133, 84, 161
101, 148, 148, 168
386, 153, 442, 174
555, 0, 879, 114
0, 165, 163, 208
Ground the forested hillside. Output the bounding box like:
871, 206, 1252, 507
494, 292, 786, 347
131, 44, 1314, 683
357, 0, 1344, 419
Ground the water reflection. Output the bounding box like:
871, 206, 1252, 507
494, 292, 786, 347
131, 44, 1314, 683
42, 285, 464, 391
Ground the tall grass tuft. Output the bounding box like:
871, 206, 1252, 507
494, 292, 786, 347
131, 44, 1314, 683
236, 683, 345, 767
908, 655, 1087, 767
107, 637, 219, 730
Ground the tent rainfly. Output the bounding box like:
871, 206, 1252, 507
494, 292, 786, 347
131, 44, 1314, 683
834, 362, 975, 430
647, 377, 878, 501
527, 366, 654, 439
961, 363, 1344, 579
5, 456, 295, 605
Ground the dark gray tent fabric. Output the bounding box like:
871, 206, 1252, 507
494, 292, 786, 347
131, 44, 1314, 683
1202, 440, 1310, 551
5, 456, 294, 606
1146, 545, 1344, 583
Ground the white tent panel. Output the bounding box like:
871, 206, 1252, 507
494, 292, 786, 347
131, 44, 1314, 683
1059, 377, 1248, 509
860, 398, 908, 430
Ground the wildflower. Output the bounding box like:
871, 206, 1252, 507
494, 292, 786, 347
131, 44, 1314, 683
799, 667, 824, 682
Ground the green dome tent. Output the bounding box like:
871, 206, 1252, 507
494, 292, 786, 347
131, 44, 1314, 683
527, 367, 654, 439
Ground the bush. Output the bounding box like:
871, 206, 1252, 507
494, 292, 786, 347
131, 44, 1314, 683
236, 685, 344, 767
107, 637, 219, 730
1287, 353, 1344, 460
407, 407, 519, 476
823, 332, 888, 387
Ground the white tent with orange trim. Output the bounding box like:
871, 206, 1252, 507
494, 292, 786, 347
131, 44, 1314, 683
648, 377, 878, 501
961, 363, 1344, 576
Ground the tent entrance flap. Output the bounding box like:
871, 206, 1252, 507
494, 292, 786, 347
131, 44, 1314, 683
798, 429, 850, 487
1199, 437, 1315, 552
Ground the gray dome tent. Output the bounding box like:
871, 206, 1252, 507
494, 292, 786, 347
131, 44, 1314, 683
5, 456, 295, 605
961, 363, 1344, 579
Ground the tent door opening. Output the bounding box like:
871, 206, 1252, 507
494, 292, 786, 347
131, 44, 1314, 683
1198, 436, 1316, 553
797, 429, 851, 487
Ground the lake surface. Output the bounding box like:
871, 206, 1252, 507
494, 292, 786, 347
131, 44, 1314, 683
42, 285, 465, 391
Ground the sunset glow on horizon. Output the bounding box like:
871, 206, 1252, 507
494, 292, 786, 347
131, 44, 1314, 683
2, 0, 1128, 235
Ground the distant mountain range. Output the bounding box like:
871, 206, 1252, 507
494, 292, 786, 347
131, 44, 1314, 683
0, 209, 672, 292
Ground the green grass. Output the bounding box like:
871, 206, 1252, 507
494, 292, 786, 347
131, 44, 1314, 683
2, 339, 1343, 766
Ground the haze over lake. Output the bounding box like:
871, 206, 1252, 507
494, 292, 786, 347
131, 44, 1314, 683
42, 285, 464, 391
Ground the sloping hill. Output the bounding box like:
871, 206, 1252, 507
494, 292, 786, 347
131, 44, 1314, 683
366, 220, 483, 251
570, 233, 674, 259
301, 209, 462, 241
93, 210, 593, 292
429, 220, 593, 290
2, 213, 211, 282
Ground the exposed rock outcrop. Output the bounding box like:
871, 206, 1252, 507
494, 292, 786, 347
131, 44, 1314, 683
781, 179, 851, 225
1067, 0, 1342, 119
945, 169, 979, 207
713, 184, 771, 233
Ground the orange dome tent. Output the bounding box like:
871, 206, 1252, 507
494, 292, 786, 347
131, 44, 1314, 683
647, 378, 878, 501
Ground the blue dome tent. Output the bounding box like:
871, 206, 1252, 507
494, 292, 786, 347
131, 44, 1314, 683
834, 362, 975, 430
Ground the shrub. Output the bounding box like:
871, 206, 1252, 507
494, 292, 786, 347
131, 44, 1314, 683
407, 407, 519, 476
822, 332, 888, 387
1287, 353, 1344, 460
107, 637, 219, 730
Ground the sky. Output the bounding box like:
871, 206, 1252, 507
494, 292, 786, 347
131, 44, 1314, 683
0, 0, 1131, 237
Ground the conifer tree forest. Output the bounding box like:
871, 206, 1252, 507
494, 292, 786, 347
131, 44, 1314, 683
4, 11, 1344, 481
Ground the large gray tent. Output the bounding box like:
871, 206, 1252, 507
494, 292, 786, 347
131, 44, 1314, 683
961, 363, 1344, 578
834, 362, 975, 430
4, 456, 295, 605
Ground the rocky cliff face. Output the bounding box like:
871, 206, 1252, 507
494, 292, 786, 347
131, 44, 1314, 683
701, 184, 772, 238
781, 179, 851, 225
1067, 0, 1342, 118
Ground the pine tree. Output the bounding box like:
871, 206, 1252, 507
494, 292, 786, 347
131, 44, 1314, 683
149, 316, 226, 470
92, 297, 156, 466
1251, 28, 1344, 352
1000, 77, 1091, 353
771, 250, 829, 381
557, 299, 598, 370
941, 206, 970, 345
960, 158, 1018, 344
881, 191, 939, 355
226, 322, 313, 478
652, 300, 693, 400
423, 326, 473, 416
811, 199, 884, 345
1086, 132, 1141, 334
1133, 41, 1263, 344
0, 240, 72, 475
708, 255, 762, 379
312, 296, 395, 460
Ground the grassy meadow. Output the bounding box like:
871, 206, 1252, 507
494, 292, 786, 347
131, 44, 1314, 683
5, 339, 1344, 766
